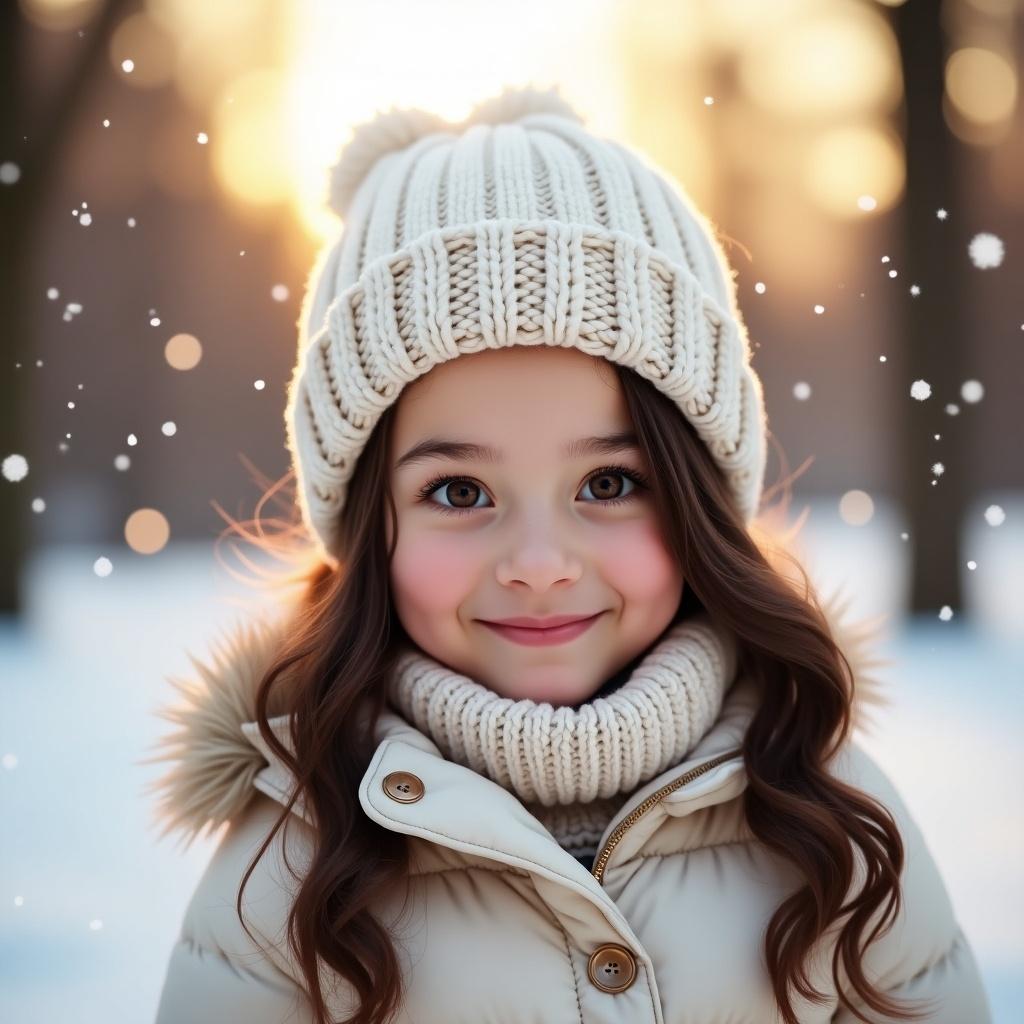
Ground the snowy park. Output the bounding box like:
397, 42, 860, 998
4, 1, 1023, 1020
2, 498, 1022, 1021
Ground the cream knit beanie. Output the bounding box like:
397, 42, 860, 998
288, 84, 768, 566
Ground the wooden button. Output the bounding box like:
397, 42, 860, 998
587, 943, 637, 993
382, 771, 424, 803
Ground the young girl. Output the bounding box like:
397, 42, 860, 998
145, 86, 991, 1023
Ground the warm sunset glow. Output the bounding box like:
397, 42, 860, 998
286, 0, 619, 238
804, 125, 905, 218
211, 69, 292, 208
738, 6, 900, 118
946, 47, 1017, 126
18, 0, 99, 32
108, 11, 176, 89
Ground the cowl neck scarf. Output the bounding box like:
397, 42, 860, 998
386, 611, 739, 858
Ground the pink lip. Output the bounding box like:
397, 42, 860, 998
479, 611, 605, 647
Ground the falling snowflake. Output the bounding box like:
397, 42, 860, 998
910, 380, 931, 400
2, 454, 28, 482
127, 217, 136, 228
754, 282, 766, 294
127, 433, 138, 446
793, 381, 811, 400
703, 96, 714, 106
2, 753, 17, 770
121, 59, 134, 73
938, 606, 954, 622
46, 287, 59, 300
254, 379, 266, 390
932, 462, 945, 476
813, 304, 825, 314
161, 421, 176, 436
899, 532, 909, 541
271, 283, 289, 302
0, 162, 20, 185
967, 560, 977, 570
984, 504, 1005, 527
968, 232, 1004, 269
63, 302, 83, 322
961, 380, 984, 403
102, 119, 110, 127
857, 195, 877, 211
936, 208, 948, 220
88, 919, 104, 931
114, 454, 130, 470
31, 497, 45, 513
945, 403, 960, 415
93, 557, 113, 577
80, 212, 92, 226
909, 285, 921, 296
197, 132, 209, 145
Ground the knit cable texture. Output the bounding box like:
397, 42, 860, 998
386, 611, 738, 810
289, 97, 768, 567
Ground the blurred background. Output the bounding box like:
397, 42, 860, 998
1, 0, 1021, 1020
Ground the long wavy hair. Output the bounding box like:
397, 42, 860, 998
227, 361, 935, 1024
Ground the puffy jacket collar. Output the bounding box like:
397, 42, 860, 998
143, 585, 891, 871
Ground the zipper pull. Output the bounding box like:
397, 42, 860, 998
591, 747, 742, 884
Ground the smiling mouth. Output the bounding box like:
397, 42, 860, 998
478, 612, 605, 647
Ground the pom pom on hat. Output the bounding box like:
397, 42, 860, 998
327, 83, 584, 219
461, 83, 584, 131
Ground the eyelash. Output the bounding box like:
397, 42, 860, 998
415, 464, 652, 518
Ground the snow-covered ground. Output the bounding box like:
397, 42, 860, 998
1, 494, 1021, 1022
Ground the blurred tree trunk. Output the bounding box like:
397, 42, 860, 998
0, 0, 132, 616
893, 4, 966, 615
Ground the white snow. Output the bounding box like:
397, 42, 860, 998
961, 379, 984, 403
3, 453, 29, 482
968, 232, 1005, 269
985, 504, 1006, 527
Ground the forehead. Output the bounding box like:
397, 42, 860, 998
389, 346, 631, 459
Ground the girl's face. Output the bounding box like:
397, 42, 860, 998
386, 345, 684, 707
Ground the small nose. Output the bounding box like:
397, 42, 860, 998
494, 515, 583, 590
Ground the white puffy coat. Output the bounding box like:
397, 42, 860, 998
148, 600, 992, 1023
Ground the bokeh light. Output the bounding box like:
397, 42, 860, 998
839, 489, 875, 526
165, 334, 203, 371
945, 47, 1018, 128
108, 11, 177, 89
738, 6, 900, 120
804, 125, 905, 217
18, 0, 100, 32
124, 508, 171, 555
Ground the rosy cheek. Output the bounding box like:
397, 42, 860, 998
391, 530, 479, 614
598, 519, 681, 600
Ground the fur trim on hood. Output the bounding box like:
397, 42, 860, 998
138, 584, 893, 851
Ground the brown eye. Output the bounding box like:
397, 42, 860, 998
442, 480, 482, 508
587, 471, 626, 501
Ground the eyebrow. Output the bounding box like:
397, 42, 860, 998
395, 431, 641, 471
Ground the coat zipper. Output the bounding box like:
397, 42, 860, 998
590, 747, 744, 884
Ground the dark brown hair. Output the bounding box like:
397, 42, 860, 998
227, 362, 935, 1024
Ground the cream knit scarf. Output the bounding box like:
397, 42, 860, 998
387, 612, 739, 859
